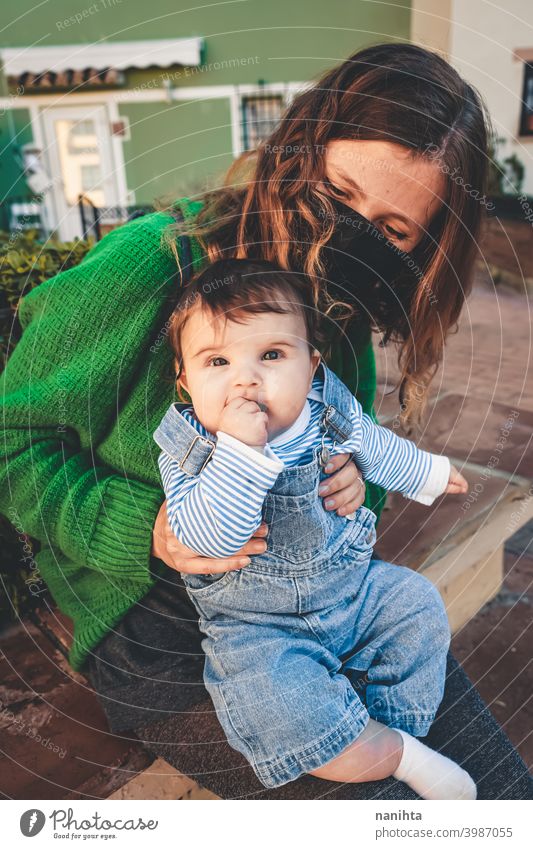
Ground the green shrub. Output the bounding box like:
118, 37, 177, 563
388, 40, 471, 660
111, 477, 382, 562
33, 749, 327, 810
487, 137, 525, 196
0, 229, 92, 625
1, 229, 91, 366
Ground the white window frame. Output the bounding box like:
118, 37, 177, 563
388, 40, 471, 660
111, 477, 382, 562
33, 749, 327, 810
230, 82, 309, 158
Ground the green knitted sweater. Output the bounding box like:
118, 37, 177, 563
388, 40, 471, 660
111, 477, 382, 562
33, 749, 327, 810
0, 198, 385, 670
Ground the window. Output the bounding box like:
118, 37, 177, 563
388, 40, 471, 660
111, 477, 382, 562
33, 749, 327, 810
80, 163, 103, 191
54, 118, 104, 206
519, 62, 533, 136
71, 120, 95, 135
241, 94, 284, 150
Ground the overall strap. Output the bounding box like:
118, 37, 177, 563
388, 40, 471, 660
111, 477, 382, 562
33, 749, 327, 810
319, 363, 356, 444
154, 404, 215, 476
321, 404, 353, 442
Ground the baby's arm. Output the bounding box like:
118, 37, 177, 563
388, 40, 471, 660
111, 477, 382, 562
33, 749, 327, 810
156, 414, 283, 558
343, 397, 452, 505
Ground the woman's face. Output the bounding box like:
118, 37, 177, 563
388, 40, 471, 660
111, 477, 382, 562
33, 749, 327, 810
324, 140, 447, 252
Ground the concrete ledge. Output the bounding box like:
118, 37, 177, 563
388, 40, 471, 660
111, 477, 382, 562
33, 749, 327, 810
108, 758, 219, 800
377, 467, 533, 631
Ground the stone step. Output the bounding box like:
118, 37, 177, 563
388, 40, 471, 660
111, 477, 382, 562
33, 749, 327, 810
376, 394, 533, 631
108, 758, 219, 800
377, 468, 533, 632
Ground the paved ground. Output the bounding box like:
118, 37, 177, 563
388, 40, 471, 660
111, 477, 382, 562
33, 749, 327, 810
375, 273, 532, 772
374, 270, 533, 418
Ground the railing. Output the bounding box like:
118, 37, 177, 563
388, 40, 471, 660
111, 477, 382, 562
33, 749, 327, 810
78, 195, 154, 241
4, 196, 154, 242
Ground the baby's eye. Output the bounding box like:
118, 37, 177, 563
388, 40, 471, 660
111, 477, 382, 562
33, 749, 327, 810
209, 356, 228, 367
262, 350, 282, 361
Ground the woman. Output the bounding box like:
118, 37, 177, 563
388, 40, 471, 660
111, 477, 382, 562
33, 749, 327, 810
1, 43, 530, 799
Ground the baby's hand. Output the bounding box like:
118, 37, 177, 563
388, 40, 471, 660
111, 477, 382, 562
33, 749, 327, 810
445, 464, 468, 495
219, 397, 268, 451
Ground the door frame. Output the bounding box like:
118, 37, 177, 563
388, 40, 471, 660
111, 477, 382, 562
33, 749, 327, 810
39, 101, 125, 240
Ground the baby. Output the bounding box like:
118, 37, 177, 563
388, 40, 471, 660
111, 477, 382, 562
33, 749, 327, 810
154, 258, 476, 799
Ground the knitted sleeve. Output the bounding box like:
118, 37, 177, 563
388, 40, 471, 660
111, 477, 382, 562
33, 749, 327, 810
0, 212, 179, 579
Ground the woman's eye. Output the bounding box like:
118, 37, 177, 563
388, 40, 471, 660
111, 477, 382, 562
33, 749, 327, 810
324, 179, 349, 199
209, 356, 228, 367
262, 350, 282, 361
325, 179, 349, 199
384, 224, 407, 241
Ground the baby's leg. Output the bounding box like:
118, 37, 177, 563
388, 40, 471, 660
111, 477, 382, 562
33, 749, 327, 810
341, 560, 451, 736
313, 560, 475, 798
309, 719, 476, 800
309, 719, 402, 782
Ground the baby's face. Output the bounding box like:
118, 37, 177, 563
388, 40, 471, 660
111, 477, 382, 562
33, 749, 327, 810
179, 303, 321, 441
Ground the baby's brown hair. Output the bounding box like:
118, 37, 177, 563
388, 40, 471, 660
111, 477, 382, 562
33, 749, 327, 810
169, 259, 325, 399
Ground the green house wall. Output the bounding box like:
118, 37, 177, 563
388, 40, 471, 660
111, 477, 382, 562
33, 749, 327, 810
1, 0, 411, 210
119, 98, 233, 204
2, 0, 411, 82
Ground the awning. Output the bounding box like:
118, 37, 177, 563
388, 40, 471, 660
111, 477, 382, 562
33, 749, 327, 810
1, 38, 204, 77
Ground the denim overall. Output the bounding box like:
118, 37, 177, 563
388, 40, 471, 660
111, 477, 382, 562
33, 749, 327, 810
164, 365, 450, 788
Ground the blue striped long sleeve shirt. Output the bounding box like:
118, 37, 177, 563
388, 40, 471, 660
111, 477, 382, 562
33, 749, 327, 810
156, 375, 450, 558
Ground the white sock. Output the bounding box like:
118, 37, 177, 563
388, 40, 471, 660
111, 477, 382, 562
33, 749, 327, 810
392, 728, 477, 800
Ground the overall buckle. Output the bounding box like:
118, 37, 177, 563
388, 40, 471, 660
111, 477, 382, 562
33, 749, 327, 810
178, 434, 215, 474
322, 404, 352, 441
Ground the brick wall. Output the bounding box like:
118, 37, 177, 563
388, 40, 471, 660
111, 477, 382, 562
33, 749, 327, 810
479, 216, 533, 290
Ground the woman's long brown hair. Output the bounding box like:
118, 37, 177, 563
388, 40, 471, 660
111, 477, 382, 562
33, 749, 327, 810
170, 42, 490, 425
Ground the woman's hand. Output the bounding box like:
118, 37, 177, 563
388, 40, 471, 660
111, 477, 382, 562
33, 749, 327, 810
318, 453, 366, 516
151, 500, 268, 574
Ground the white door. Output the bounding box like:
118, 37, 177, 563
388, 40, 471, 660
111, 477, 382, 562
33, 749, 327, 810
42, 104, 120, 241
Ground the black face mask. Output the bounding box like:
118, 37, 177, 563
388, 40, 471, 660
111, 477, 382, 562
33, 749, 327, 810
320, 198, 423, 336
